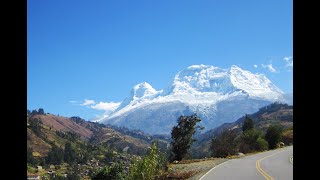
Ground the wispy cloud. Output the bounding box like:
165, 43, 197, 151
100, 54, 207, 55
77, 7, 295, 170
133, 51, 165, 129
89, 101, 121, 121
80, 99, 96, 106
283, 56, 293, 68
90, 102, 121, 111
69, 100, 78, 103
261, 64, 277, 73
253, 64, 258, 68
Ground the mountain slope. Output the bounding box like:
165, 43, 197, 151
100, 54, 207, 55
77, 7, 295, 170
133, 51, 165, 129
27, 113, 154, 157
192, 102, 293, 158
100, 65, 291, 135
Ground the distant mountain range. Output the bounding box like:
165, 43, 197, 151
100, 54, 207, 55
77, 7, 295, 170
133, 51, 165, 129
98, 65, 292, 135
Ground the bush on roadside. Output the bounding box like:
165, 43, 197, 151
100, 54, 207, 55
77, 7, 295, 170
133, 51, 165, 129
128, 142, 166, 180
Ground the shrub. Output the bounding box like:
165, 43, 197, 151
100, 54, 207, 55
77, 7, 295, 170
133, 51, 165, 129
128, 142, 166, 180
239, 129, 267, 153
92, 162, 126, 180
210, 129, 238, 158
265, 125, 283, 149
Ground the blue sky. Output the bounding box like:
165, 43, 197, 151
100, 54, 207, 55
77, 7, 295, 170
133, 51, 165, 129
27, 0, 293, 120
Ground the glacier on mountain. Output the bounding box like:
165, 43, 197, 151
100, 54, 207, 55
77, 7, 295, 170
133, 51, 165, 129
99, 65, 292, 135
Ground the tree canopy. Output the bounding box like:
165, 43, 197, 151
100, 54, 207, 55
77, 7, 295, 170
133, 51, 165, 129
242, 114, 254, 132
171, 114, 203, 161
265, 125, 283, 149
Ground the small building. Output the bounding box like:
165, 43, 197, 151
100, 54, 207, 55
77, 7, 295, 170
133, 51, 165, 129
27, 173, 40, 180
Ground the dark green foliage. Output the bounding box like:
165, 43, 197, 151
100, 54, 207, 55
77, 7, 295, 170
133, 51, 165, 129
38, 108, 45, 115
171, 114, 203, 161
27, 109, 31, 115
93, 162, 126, 180
64, 142, 77, 164
31, 109, 38, 115
27, 146, 36, 165
56, 131, 81, 142
67, 165, 80, 180
265, 125, 283, 149
29, 118, 44, 137
238, 129, 268, 153
46, 145, 64, 165
242, 114, 254, 132
128, 142, 166, 180
210, 129, 238, 158
256, 137, 269, 151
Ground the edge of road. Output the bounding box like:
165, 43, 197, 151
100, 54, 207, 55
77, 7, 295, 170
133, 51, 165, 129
198, 159, 231, 180
289, 156, 293, 164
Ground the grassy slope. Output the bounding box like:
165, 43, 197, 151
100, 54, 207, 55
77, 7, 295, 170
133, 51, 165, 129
27, 114, 153, 157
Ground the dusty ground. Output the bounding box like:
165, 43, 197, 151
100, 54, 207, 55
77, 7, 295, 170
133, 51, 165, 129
167, 158, 228, 179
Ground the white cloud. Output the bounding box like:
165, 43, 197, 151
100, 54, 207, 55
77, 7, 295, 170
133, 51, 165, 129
261, 64, 277, 73
90, 102, 121, 111
80, 99, 96, 106
253, 64, 258, 68
283, 56, 293, 68
69, 100, 78, 103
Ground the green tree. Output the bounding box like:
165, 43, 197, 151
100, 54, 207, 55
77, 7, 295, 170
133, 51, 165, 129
210, 129, 238, 158
93, 162, 126, 180
29, 118, 44, 137
238, 129, 268, 153
64, 142, 77, 164
27, 146, 36, 165
38, 108, 45, 115
31, 109, 38, 115
242, 114, 254, 132
171, 114, 203, 161
128, 142, 166, 180
265, 125, 283, 149
46, 145, 64, 165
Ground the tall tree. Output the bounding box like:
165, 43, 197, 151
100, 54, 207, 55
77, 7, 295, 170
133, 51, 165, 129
38, 108, 45, 115
210, 129, 238, 158
171, 114, 203, 161
265, 125, 283, 149
64, 142, 77, 164
29, 118, 44, 137
46, 145, 64, 165
242, 114, 254, 132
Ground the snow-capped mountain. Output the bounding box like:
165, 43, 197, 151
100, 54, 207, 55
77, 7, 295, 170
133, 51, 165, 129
99, 65, 292, 135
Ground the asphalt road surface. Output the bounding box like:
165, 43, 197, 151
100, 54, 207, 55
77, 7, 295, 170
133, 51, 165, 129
200, 146, 293, 180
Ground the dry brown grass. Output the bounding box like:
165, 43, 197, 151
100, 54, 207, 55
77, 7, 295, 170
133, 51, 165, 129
32, 114, 93, 139
167, 170, 200, 179
166, 158, 228, 180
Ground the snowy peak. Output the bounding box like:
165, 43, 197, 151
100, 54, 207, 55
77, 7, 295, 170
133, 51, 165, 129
101, 64, 291, 134
162, 64, 284, 101
114, 82, 161, 112
132, 82, 157, 99
229, 65, 283, 100
165, 64, 229, 94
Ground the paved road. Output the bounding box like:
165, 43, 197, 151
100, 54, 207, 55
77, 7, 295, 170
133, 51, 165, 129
200, 146, 293, 180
